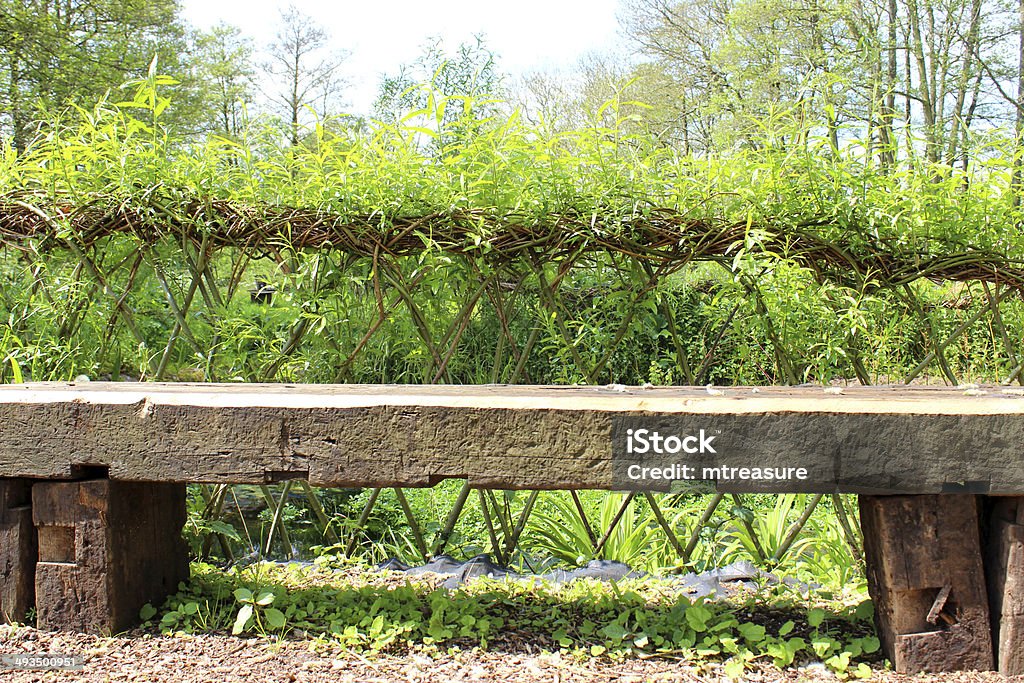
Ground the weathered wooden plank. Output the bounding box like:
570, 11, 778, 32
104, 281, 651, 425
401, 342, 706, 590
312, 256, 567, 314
0, 479, 35, 623
985, 497, 1024, 675
32, 479, 188, 634
1, 383, 1024, 493
860, 495, 994, 673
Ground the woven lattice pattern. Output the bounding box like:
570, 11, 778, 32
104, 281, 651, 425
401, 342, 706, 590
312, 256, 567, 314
2, 192, 1023, 292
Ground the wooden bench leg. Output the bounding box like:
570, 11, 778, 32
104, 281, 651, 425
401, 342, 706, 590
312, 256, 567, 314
0, 479, 36, 623
985, 496, 1024, 675
32, 478, 188, 634
859, 494, 994, 673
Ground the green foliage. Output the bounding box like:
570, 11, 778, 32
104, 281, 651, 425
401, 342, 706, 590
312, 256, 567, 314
373, 35, 504, 137
528, 493, 660, 567
795, 498, 865, 590
184, 484, 867, 606
189, 23, 256, 139
725, 495, 815, 562
1, 79, 1020, 392
8, 77, 1022, 252
620, 0, 1016, 168
0, 0, 200, 151
183, 491, 242, 560
142, 561, 880, 677
230, 586, 287, 635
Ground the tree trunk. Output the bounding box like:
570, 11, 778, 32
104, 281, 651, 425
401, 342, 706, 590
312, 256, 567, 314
291, 50, 300, 147
880, 0, 899, 169
1013, 0, 1024, 209
907, 0, 938, 163
944, 0, 981, 167
6, 54, 26, 153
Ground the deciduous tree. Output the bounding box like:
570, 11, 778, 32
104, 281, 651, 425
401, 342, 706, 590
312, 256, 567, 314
262, 4, 348, 146
0, 0, 189, 151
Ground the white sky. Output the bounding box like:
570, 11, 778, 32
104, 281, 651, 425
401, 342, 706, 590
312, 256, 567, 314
179, 0, 625, 115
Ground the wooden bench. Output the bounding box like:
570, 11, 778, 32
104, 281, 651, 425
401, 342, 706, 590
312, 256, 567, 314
1, 382, 1022, 674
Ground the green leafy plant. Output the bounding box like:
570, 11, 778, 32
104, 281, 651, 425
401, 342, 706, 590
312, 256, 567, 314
148, 561, 881, 676
528, 493, 660, 568
231, 587, 287, 635
725, 495, 816, 565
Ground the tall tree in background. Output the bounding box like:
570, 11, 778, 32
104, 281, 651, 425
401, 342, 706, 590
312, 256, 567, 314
0, 0, 190, 152
621, 0, 866, 153
1016, 0, 1024, 207
512, 65, 598, 132
262, 4, 348, 146
512, 52, 709, 148
618, 0, 1014, 165
191, 23, 255, 139
619, 0, 735, 153
513, 54, 660, 134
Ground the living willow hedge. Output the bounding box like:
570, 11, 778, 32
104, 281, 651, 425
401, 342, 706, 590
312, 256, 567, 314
1, 87, 1022, 387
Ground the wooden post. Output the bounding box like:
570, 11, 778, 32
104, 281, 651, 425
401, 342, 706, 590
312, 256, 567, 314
0, 479, 36, 623
32, 478, 188, 633
859, 495, 994, 673
985, 496, 1024, 675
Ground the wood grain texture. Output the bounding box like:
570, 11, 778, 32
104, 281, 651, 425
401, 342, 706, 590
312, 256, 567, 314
860, 495, 994, 673
0, 479, 35, 623
985, 497, 1024, 675
32, 479, 188, 634
1, 383, 1024, 492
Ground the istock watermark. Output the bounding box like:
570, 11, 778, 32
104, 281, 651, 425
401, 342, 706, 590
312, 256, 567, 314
608, 412, 1024, 494
624, 462, 809, 483
611, 416, 826, 492
624, 428, 717, 455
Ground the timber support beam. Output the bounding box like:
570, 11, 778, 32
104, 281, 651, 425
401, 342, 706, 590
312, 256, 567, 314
5, 477, 190, 635
861, 494, 1024, 674
860, 495, 994, 673
0, 478, 36, 623
985, 495, 1024, 675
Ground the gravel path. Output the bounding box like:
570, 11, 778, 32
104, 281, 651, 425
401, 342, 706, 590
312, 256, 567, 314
2, 626, 1022, 683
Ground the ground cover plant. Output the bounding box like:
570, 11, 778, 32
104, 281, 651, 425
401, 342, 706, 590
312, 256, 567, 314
141, 560, 881, 679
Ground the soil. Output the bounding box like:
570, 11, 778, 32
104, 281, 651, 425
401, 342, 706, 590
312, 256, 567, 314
2, 625, 1022, 683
